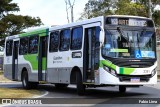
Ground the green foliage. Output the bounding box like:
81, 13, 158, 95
79, 0, 113, 19
115, 0, 147, 17
80, 0, 160, 27
0, 0, 19, 18
0, 0, 43, 46
153, 11, 160, 27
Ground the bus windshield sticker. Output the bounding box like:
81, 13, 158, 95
104, 44, 111, 49
141, 51, 155, 58
135, 50, 142, 59
110, 48, 128, 53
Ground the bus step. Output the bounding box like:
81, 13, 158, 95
39, 81, 47, 84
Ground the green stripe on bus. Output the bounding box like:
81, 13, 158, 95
110, 49, 128, 53
19, 28, 49, 37
24, 54, 38, 70
24, 55, 46, 71
119, 67, 135, 75
100, 60, 116, 70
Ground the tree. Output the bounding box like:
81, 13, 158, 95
79, 0, 113, 19
0, 0, 43, 46
80, 0, 160, 26
115, 0, 147, 17
64, 0, 76, 23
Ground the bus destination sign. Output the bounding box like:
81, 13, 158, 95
106, 17, 154, 27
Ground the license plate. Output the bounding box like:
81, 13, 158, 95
131, 78, 140, 83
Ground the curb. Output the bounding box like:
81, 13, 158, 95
0, 81, 20, 84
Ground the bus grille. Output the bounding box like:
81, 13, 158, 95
107, 58, 156, 68
118, 74, 151, 82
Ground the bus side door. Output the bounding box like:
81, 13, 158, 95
83, 23, 101, 83
12, 40, 19, 80
38, 36, 48, 81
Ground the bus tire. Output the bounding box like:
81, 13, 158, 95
55, 84, 68, 88
76, 71, 85, 95
22, 71, 31, 89
119, 86, 126, 93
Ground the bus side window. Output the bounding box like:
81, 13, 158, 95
19, 37, 28, 55
71, 27, 83, 50
59, 29, 70, 51
29, 35, 39, 54
49, 31, 59, 52
6, 40, 13, 56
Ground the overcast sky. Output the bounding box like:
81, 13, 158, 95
12, 0, 88, 26
11, 0, 160, 27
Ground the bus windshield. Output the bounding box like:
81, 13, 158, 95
102, 28, 156, 59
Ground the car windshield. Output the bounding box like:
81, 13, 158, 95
102, 28, 156, 59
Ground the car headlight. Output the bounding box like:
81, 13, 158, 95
103, 65, 117, 76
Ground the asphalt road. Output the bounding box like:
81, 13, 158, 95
0, 82, 160, 107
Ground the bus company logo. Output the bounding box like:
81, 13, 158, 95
2, 99, 12, 104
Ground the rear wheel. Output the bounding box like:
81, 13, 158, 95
76, 71, 85, 95
119, 86, 126, 93
22, 71, 38, 89
22, 71, 31, 89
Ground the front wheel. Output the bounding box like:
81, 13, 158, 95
76, 71, 85, 95
55, 84, 68, 88
119, 86, 126, 93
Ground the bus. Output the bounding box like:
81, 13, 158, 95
4, 15, 157, 95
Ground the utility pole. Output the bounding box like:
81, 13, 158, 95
148, 0, 152, 18
64, 0, 75, 23
68, 0, 75, 23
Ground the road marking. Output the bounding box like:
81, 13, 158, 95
33, 90, 49, 98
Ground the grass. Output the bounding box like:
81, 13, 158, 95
0, 72, 42, 98
0, 88, 42, 98
0, 72, 12, 82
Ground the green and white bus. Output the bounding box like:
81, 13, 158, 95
4, 15, 157, 95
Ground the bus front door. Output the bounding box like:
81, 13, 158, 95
84, 26, 100, 83
12, 40, 19, 80
38, 36, 48, 82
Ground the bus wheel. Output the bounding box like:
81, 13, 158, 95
76, 71, 85, 95
119, 86, 126, 93
22, 71, 30, 89
55, 84, 68, 88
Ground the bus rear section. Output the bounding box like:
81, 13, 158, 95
3, 28, 49, 86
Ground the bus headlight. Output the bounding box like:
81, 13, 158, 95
151, 68, 156, 77
103, 66, 117, 77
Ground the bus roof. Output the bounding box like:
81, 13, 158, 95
106, 15, 151, 20
49, 16, 104, 31
6, 27, 49, 40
